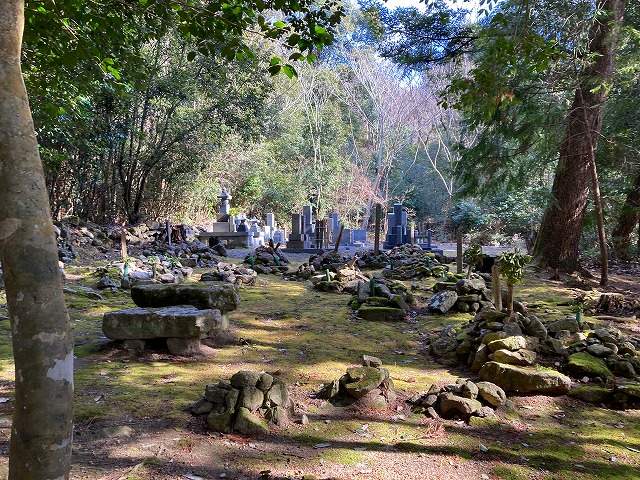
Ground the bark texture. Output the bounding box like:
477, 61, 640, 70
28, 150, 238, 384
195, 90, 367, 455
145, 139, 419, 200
612, 170, 640, 259
535, 0, 626, 271
0, 1, 74, 478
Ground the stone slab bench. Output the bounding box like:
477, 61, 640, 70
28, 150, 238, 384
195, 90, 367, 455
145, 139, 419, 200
102, 306, 227, 355
131, 282, 240, 313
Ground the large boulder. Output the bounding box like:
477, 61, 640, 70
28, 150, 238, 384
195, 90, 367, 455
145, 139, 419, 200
490, 348, 537, 366
487, 335, 538, 352
438, 392, 482, 417
130, 283, 239, 313
566, 352, 614, 381
475, 381, 507, 407
428, 290, 459, 314
102, 306, 226, 340
546, 317, 580, 334
479, 361, 571, 395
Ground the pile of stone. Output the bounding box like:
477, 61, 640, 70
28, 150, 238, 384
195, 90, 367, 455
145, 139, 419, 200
102, 282, 239, 355
284, 251, 351, 281
188, 370, 291, 435
428, 275, 493, 314
117, 257, 195, 289
380, 245, 449, 280
54, 217, 223, 267
410, 378, 507, 421
349, 277, 413, 321
309, 265, 370, 293
201, 262, 258, 285
243, 245, 289, 275
318, 355, 397, 410
284, 252, 371, 293
426, 307, 640, 406
353, 250, 390, 269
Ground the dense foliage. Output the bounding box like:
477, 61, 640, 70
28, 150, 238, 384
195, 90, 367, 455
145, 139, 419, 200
24, 0, 640, 258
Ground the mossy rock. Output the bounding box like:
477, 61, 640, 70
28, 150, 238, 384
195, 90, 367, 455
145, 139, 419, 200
479, 361, 571, 395
315, 280, 343, 292
233, 407, 269, 435
569, 385, 613, 405
357, 305, 405, 322
566, 352, 613, 380
364, 296, 389, 307
468, 416, 503, 428
617, 383, 640, 399
131, 283, 239, 312
349, 300, 362, 310
206, 410, 234, 433
343, 366, 384, 399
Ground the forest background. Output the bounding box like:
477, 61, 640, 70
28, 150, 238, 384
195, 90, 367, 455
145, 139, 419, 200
1, 0, 639, 478
26, 0, 640, 260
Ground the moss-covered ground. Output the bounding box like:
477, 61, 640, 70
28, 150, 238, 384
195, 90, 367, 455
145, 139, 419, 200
0, 256, 638, 479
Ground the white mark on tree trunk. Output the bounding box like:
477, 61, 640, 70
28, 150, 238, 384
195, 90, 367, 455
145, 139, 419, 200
0, 218, 20, 239
48, 438, 69, 451
33, 331, 64, 343
16, 291, 24, 302
46, 351, 74, 387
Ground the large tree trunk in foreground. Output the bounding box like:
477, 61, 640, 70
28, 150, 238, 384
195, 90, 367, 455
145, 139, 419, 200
612, 170, 640, 259
535, 0, 625, 272
0, 2, 74, 478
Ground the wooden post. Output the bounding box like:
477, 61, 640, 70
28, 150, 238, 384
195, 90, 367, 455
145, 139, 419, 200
166, 220, 172, 246
374, 204, 381, 256
333, 225, 344, 253
410, 221, 415, 245
456, 228, 463, 274
120, 229, 127, 259
492, 264, 502, 311
506, 285, 514, 316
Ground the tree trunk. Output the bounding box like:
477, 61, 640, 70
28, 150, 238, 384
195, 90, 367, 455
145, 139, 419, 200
534, 0, 625, 271
611, 170, 640, 259
0, 2, 74, 478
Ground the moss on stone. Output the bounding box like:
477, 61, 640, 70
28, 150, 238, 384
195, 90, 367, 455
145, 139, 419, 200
566, 352, 613, 380
357, 305, 405, 322
569, 385, 613, 404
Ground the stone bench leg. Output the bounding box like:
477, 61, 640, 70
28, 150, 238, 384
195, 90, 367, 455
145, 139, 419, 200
122, 339, 146, 351
167, 337, 202, 356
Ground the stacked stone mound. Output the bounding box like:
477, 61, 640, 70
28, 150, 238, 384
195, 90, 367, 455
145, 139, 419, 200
348, 278, 413, 322
354, 250, 390, 269
200, 262, 258, 285
285, 252, 371, 293
112, 256, 195, 289
310, 265, 370, 293
102, 282, 239, 355
426, 307, 640, 405
188, 371, 291, 435
53, 217, 222, 267
410, 379, 507, 422
243, 245, 289, 275
381, 245, 449, 280
320, 356, 397, 410
428, 275, 493, 314
284, 251, 351, 282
